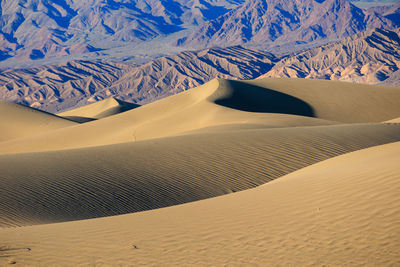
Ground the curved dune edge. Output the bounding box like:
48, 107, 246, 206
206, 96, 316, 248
2, 78, 400, 155
0, 101, 76, 142
1, 141, 399, 266
0, 78, 338, 155
1, 123, 400, 227
57, 97, 140, 120
384, 117, 400, 123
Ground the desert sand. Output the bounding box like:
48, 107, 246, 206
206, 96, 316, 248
0, 101, 76, 142
0, 78, 400, 266
57, 97, 140, 122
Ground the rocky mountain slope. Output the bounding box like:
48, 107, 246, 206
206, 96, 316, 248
1, 27, 399, 113
178, 0, 400, 52
261, 28, 400, 85
0, 46, 277, 112
1, 0, 399, 66
0, 0, 244, 62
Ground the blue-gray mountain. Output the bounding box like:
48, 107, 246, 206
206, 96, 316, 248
177, 0, 400, 52
0, 0, 244, 62
0, 46, 277, 112
262, 28, 400, 85
0, 0, 399, 64
0, 28, 399, 112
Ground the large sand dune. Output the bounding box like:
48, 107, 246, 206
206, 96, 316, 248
1, 141, 399, 266
0, 101, 76, 142
1, 78, 400, 155
0, 77, 399, 265
1, 123, 400, 227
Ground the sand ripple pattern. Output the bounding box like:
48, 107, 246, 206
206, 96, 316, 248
1, 123, 400, 227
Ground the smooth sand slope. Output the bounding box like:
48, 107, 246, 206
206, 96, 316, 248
243, 78, 400, 122
1, 123, 400, 227
385, 117, 400, 123
57, 97, 140, 122
0, 101, 76, 142
1, 78, 400, 155
1, 141, 399, 266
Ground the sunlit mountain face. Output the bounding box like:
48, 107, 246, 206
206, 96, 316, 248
0, 0, 398, 67
0, 0, 245, 65
0, 0, 399, 111
177, 0, 400, 52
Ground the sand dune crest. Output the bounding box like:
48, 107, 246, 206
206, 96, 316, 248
0, 101, 76, 142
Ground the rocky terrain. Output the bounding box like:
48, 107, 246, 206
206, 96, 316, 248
0, 46, 277, 112
0, 0, 244, 63
1, 0, 399, 67
178, 0, 400, 52
1, 27, 399, 112
262, 28, 400, 85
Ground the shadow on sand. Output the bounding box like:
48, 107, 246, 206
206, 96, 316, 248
212, 80, 315, 117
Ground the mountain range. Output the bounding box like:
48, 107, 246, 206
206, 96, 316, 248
0, 0, 244, 63
1, 27, 399, 112
263, 28, 400, 85
0, 45, 277, 112
0, 0, 399, 66
178, 0, 400, 52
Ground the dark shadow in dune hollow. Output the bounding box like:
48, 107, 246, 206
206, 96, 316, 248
213, 80, 315, 117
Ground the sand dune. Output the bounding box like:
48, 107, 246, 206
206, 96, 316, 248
1, 77, 399, 265
1, 123, 400, 227
0, 101, 76, 142
0, 79, 335, 154
385, 117, 400, 123
57, 97, 140, 121
241, 78, 400, 123
1, 78, 400, 155
1, 141, 399, 266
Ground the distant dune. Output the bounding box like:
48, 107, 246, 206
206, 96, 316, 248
58, 97, 140, 122
0, 77, 399, 265
0, 101, 76, 142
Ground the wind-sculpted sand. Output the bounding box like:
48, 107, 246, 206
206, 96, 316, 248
0, 78, 399, 266
0, 141, 399, 266
0, 101, 76, 142
57, 97, 140, 121
1, 78, 400, 155
1, 123, 400, 227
